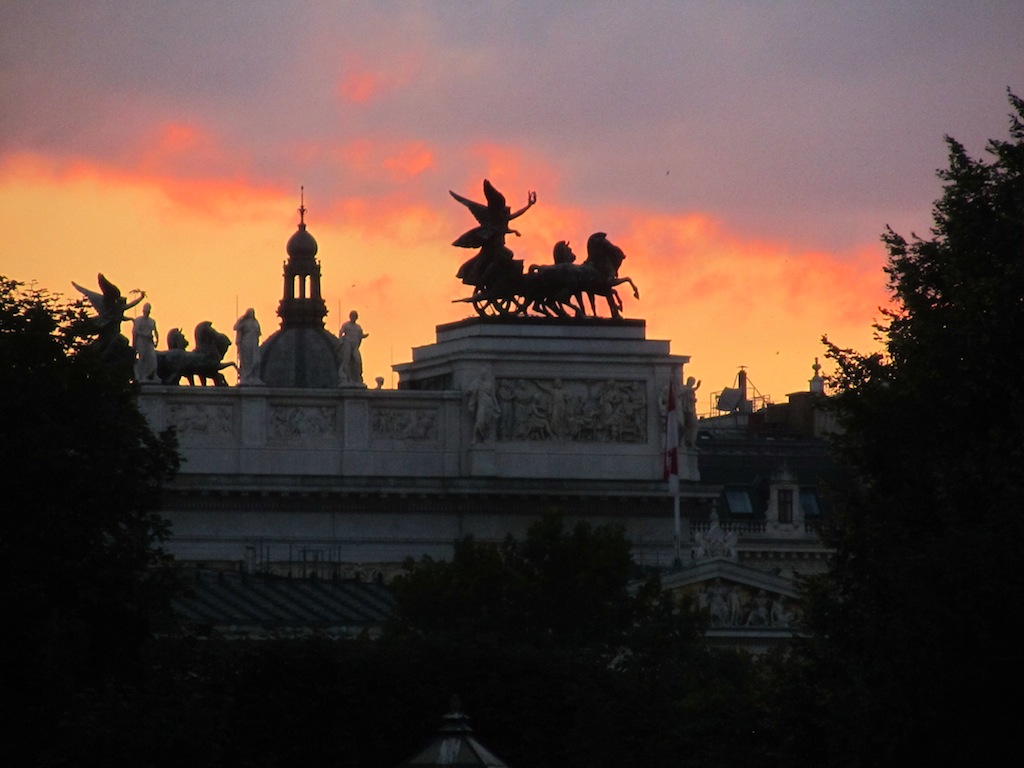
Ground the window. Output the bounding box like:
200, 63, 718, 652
725, 489, 753, 515
800, 489, 821, 517
777, 488, 794, 523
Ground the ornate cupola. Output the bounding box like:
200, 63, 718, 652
258, 191, 341, 388
278, 190, 328, 329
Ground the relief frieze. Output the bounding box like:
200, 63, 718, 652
166, 403, 234, 437
371, 407, 438, 441
269, 406, 337, 443
493, 377, 647, 443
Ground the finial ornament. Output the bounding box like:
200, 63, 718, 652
809, 356, 826, 394
298, 185, 306, 225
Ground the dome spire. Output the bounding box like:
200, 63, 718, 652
279, 192, 326, 329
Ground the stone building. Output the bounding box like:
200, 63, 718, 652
140, 207, 835, 650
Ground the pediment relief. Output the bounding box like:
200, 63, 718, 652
659, 561, 800, 630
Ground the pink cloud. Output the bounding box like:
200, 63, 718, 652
382, 142, 435, 180
336, 54, 421, 104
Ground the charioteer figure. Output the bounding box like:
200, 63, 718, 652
451, 179, 536, 293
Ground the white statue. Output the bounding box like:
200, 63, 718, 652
338, 310, 368, 387
770, 596, 792, 627
233, 308, 262, 385
681, 375, 701, 447
132, 302, 158, 383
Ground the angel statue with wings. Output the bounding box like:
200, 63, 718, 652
450, 179, 536, 291
72, 273, 146, 366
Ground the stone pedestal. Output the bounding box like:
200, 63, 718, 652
394, 317, 698, 482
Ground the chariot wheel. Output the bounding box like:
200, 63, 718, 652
472, 294, 525, 317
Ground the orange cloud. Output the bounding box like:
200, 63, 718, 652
2, 151, 890, 402
597, 211, 889, 399
0, 118, 278, 220
0, 151, 287, 229
134, 120, 231, 177
458, 144, 563, 199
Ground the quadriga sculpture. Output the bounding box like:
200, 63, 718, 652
157, 322, 235, 386
449, 180, 639, 318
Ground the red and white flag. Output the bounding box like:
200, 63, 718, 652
664, 378, 679, 494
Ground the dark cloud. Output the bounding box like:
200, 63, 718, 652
3, 1, 1022, 252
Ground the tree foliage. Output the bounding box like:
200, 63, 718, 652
384, 514, 768, 768
794, 92, 1024, 765
390, 513, 666, 650
0, 277, 179, 764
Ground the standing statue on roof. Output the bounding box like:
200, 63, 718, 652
451, 179, 536, 290
233, 308, 263, 386
338, 310, 368, 387
132, 302, 159, 383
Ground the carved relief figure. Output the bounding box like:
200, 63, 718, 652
510, 380, 533, 439
537, 378, 569, 439
598, 380, 623, 441
497, 379, 515, 438
233, 308, 262, 385
770, 596, 793, 627
466, 370, 500, 443
522, 394, 553, 440
270, 406, 336, 441
371, 408, 438, 441
728, 586, 745, 625
132, 303, 158, 383
707, 580, 730, 627
166, 404, 233, 436
746, 590, 771, 627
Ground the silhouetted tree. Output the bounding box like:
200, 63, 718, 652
790, 91, 1024, 765
0, 277, 179, 765
387, 513, 767, 768
390, 513, 663, 651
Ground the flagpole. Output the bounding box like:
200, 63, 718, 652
665, 376, 682, 569
673, 490, 681, 569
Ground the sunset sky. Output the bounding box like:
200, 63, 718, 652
2, 1, 1021, 407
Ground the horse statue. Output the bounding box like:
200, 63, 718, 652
525, 233, 640, 319
157, 321, 236, 386
573, 231, 640, 319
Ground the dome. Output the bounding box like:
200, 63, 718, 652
286, 223, 319, 260
259, 326, 339, 388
